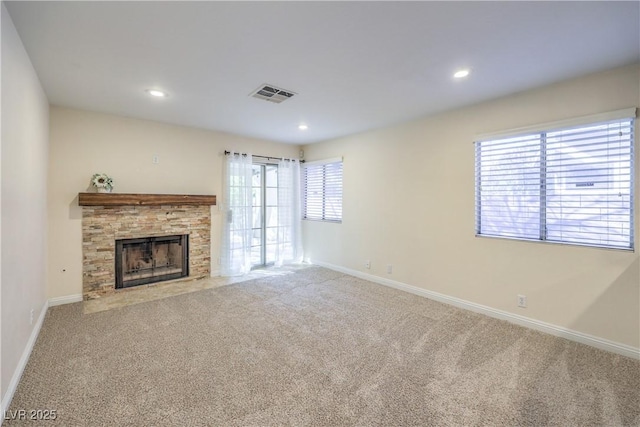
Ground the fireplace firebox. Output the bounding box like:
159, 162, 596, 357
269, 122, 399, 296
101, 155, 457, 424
115, 235, 189, 289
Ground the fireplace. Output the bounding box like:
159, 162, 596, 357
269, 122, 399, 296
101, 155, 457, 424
115, 234, 189, 289
81, 201, 213, 300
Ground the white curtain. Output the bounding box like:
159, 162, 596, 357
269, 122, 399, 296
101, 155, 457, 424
275, 158, 303, 266
220, 152, 253, 276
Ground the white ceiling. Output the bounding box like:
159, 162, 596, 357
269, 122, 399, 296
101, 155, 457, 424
5, 1, 639, 144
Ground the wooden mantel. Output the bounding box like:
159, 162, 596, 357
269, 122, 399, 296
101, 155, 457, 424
78, 192, 216, 206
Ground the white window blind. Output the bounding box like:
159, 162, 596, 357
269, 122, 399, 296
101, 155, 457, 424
475, 116, 634, 250
303, 159, 343, 222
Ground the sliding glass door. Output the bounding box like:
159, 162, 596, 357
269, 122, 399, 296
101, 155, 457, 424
221, 153, 301, 275
251, 163, 278, 267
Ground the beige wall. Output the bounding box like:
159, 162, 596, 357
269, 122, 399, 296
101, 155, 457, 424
48, 107, 298, 299
1, 4, 49, 401
302, 64, 640, 348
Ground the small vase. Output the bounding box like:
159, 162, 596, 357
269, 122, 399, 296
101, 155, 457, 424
97, 187, 111, 193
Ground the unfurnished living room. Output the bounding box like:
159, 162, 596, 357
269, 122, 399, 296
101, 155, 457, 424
1, 1, 639, 426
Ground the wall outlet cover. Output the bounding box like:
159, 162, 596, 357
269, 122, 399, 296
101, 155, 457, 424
517, 294, 527, 308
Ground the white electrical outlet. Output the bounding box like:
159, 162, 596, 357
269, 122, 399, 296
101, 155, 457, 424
152, 154, 159, 164
365, 260, 371, 269
517, 295, 527, 308
387, 265, 393, 274
30, 309, 34, 325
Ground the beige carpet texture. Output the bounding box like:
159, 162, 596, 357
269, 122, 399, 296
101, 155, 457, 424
5, 267, 640, 426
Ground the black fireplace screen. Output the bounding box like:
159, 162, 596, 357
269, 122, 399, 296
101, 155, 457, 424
115, 234, 189, 289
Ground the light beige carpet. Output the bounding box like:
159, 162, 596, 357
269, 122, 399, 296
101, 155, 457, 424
5, 267, 640, 426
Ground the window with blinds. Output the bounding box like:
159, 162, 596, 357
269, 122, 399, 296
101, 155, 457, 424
303, 159, 343, 222
475, 115, 634, 250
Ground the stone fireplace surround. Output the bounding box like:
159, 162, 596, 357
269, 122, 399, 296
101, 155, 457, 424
79, 193, 215, 300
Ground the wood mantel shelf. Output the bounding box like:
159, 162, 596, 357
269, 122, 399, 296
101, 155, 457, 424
78, 192, 216, 206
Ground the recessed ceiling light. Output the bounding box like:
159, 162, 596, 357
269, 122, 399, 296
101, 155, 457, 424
146, 89, 168, 98
298, 124, 308, 130
453, 69, 470, 79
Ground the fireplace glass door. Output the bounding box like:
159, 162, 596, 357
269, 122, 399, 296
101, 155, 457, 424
115, 234, 189, 289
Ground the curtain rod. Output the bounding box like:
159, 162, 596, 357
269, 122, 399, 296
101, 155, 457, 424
224, 150, 305, 163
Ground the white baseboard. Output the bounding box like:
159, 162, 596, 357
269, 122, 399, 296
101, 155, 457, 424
1, 299, 49, 415
313, 261, 640, 360
48, 294, 82, 306
2, 294, 82, 413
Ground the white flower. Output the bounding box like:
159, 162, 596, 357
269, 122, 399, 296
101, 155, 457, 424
91, 173, 114, 190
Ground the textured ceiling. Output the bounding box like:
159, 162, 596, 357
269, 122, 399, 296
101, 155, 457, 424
5, 1, 639, 144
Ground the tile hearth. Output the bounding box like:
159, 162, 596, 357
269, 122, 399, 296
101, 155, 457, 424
83, 264, 311, 314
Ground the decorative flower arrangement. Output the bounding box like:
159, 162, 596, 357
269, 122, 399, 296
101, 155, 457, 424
91, 173, 114, 193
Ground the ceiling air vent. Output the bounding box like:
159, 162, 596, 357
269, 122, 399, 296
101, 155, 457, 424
250, 84, 296, 104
